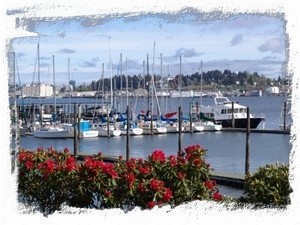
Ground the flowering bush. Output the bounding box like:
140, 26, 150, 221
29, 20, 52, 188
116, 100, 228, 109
18, 145, 223, 215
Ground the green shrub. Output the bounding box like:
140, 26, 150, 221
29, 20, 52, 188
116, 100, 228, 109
242, 163, 292, 207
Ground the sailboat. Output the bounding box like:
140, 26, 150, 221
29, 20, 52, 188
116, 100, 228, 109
32, 54, 70, 139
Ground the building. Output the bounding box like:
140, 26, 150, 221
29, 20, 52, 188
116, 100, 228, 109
22, 83, 53, 97
266, 86, 280, 95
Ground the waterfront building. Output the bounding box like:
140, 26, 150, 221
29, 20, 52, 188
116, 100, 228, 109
22, 83, 53, 98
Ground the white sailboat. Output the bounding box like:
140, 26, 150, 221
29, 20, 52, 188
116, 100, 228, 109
32, 54, 70, 139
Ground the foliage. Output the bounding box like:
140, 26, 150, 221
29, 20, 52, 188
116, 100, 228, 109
17, 145, 224, 215
242, 163, 292, 207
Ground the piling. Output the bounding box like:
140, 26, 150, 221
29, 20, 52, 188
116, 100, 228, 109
231, 101, 235, 128
178, 106, 183, 156
189, 102, 193, 133
73, 103, 78, 157
126, 105, 130, 161
245, 107, 250, 177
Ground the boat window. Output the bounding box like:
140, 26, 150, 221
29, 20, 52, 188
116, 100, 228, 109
239, 108, 243, 113
227, 109, 232, 114
221, 109, 226, 114
234, 109, 238, 113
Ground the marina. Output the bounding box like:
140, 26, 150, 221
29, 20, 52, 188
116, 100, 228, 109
14, 95, 292, 178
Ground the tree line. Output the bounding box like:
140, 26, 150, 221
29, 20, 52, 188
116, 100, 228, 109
72, 69, 285, 92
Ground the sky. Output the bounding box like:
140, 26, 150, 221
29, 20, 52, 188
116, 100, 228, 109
10, 13, 286, 85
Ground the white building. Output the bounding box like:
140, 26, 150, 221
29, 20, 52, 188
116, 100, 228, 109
22, 83, 54, 97
266, 86, 280, 95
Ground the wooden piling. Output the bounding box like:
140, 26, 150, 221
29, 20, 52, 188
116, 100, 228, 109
245, 107, 250, 177
178, 106, 183, 156
126, 104, 130, 161
189, 102, 193, 133
231, 101, 235, 128
73, 103, 78, 157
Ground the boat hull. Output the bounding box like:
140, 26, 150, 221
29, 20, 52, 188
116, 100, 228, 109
32, 129, 70, 138
217, 118, 263, 129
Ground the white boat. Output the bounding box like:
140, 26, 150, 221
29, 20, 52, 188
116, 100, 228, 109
161, 121, 184, 133
120, 123, 143, 136
32, 125, 70, 139
139, 121, 167, 135
199, 94, 264, 128
93, 122, 121, 137
183, 121, 205, 132
200, 121, 222, 131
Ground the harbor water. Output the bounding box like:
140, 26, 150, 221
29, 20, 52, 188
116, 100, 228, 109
17, 95, 292, 176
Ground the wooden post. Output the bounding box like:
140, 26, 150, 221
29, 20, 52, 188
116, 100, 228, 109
107, 104, 110, 138
150, 103, 153, 135
245, 107, 250, 177
126, 105, 130, 161
40, 104, 43, 126
283, 101, 287, 131
231, 101, 235, 128
178, 106, 183, 156
73, 103, 78, 157
189, 102, 193, 133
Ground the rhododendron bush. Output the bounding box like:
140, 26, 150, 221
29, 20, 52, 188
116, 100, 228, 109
18, 145, 223, 215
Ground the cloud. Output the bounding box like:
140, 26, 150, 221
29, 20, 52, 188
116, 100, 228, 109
58, 48, 76, 54
164, 48, 203, 63
230, 34, 244, 46
78, 61, 96, 68
257, 38, 284, 53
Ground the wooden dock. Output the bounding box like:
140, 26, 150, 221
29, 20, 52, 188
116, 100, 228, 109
211, 171, 245, 189
221, 128, 290, 134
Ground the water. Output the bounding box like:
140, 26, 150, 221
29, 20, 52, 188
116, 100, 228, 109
18, 96, 291, 173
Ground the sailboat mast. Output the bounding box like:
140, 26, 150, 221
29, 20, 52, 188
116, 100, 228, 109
37, 43, 40, 98
120, 53, 123, 112
200, 60, 203, 106
68, 58, 71, 123
52, 55, 56, 118
179, 56, 182, 107
109, 37, 113, 109
126, 57, 129, 106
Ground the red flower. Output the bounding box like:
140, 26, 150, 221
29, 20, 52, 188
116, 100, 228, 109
177, 171, 186, 180
126, 158, 137, 170
138, 165, 150, 175
213, 192, 223, 201
65, 156, 76, 172
44, 159, 55, 174
63, 148, 70, 154
168, 155, 177, 167
104, 190, 112, 198
150, 150, 166, 163
204, 180, 216, 190
147, 201, 156, 209
25, 160, 34, 170
192, 158, 202, 167
150, 178, 164, 191
18, 151, 27, 162
163, 188, 173, 202
138, 182, 146, 193
126, 173, 136, 189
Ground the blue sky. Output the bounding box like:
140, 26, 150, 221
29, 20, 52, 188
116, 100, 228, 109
11, 13, 286, 85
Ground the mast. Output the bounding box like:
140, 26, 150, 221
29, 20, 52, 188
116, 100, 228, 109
200, 60, 203, 106
37, 43, 40, 98
52, 55, 56, 119
120, 53, 123, 113
179, 56, 182, 107
109, 37, 113, 109
68, 58, 71, 123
